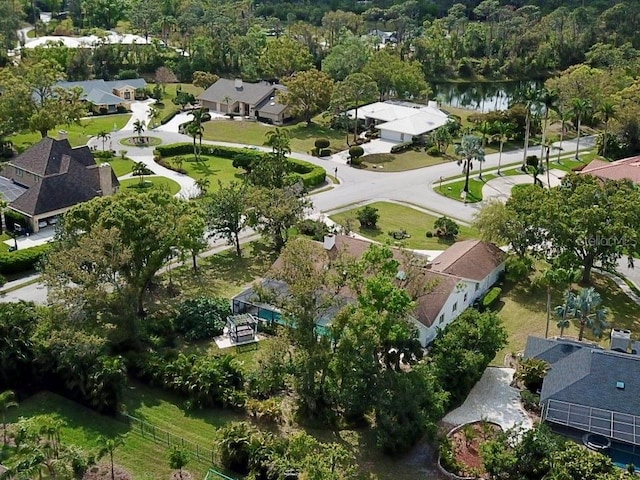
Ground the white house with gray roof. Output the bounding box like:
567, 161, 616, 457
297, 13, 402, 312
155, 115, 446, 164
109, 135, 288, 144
198, 78, 291, 125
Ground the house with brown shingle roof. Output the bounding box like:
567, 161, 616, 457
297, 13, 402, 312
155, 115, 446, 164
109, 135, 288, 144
579, 156, 640, 183
0, 137, 119, 233
232, 235, 505, 346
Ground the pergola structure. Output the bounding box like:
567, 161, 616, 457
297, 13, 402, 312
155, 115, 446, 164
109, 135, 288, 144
226, 313, 258, 344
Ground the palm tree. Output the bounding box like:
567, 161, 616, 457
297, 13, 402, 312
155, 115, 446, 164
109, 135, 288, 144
513, 85, 540, 171
132, 161, 148, 185
554, 107, 571, 164
265, 128, 292, 160
189, 108, 206, 159
98, 435, 125, 480
474, 120, 493, 179
454, 135, 485, 202
538, 88, 559, 160
133, 119, 146, 144
0, 390, 17, 446
38, 416, 63, 459
148, 106, 160, 129
555, 287, 608, 341
597, 100, 617, 158
571, 98, 591, 160
195, 178, 210, 196
173, 155, 184, 171
97, 130, 111, 152
186, 121, 204, 161
492, 121, 514, 175
536, 268, 577, 339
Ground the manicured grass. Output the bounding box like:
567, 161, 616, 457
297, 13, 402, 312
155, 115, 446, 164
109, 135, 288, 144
6, 391, 211, 480
150, 83, 204, 122
170, 155, 245, 185
436, 176, 488, 203
166, 241, 278, 301
493, 271, 640, 365
120, 136, 163, 147
8, 114, 132, 150
361, 150, 449, 172
329, 201, 478, 250
97, 158, 136, 177
120, 176, 181, 196
202, 119, 348, 154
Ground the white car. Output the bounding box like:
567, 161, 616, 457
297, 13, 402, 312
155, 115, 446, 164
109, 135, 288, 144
38, 220, 48, 229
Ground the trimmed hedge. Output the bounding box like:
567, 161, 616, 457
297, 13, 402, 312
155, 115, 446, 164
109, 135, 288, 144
390, 141, 414, 154
160, 110, 180, 125
0, 243, 52, 274
482, 287, 502, 311
155, 143, 326, 188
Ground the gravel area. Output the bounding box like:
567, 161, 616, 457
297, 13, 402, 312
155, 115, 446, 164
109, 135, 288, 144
443, 367, 533, 431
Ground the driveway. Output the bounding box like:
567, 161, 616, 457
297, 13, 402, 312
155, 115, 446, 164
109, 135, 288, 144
123, 99, 156, 131
332, 138, 400, 162
443, 367, 533, 431
481, 168, 566, 202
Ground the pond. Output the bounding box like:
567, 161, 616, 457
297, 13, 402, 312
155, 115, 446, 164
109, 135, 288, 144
431, 80, 543, 112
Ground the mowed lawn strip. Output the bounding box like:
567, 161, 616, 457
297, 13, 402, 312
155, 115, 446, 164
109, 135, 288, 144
329, 201, 478, 250
97, 157, 136, 177
168, 155, 245, 185
120, 176, 181, 195
9, 114, 132, 150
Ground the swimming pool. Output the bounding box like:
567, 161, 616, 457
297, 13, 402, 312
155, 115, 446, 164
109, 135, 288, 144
609, 442, 640, 469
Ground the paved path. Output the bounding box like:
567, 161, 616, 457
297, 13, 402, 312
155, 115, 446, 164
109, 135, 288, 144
443, 367, 533, 431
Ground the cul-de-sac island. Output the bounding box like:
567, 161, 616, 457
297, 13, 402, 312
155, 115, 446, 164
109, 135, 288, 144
1, 1, 640, 479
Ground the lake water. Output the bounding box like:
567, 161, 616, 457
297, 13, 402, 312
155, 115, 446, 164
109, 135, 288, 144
431, 80, 543, 112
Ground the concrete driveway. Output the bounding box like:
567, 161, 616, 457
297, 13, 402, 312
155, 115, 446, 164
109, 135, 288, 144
443, 367, 533, 431
481, 168, 566, 202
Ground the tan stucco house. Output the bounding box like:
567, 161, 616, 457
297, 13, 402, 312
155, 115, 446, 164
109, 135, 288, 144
56, 78, 147, 113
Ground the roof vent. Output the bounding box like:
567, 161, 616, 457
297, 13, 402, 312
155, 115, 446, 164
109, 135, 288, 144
396, 270, 407, 281
616, 381, 625, 390
323, 234, 336, 251
234, 79, 243, 89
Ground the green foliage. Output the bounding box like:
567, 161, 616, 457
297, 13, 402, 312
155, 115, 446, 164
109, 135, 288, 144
245, 336, 291, 399
315, 138, 330, 149
516, 357, 549, 392
348, 145, 364, 160
390, 141, 413, 153
430, 309, 507, 408
520, 390, 541, 413
481, 287, 502, 311
246, 398, 283, 424
356, 205, 379, 229
0, 244, 52, 275
0, 302, 39, 389
505, 254, 533, 282
296, 219, 330, 241
434, 216, 459, 239
174, 296, 230, 341
168, 445, 190, 475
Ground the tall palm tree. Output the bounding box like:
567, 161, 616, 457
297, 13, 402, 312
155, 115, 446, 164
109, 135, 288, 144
536, 268, 577, 339
132, 161, 148, 185
186, 121, 204, 161
133, 119, 146, 143
538, 88, 559, 159
97, 130, 111, 152
265, 128, 291, 160
0, 390, 17, 445
492, 121, 515, 175
189, 108, 206, 159
454, 135, 485, 202
571, 98, 591, 160
554, 107, 571, 163
597, 100, 617, 158
513, 85, 540, 171
555, 287, 608, 341
148, 106, 160, 129
474, 120, 493, 179
98, 435, 125, 480
195, 177, 210, 196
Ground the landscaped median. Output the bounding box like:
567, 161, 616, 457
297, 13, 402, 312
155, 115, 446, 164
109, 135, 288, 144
155, 143, 326, 188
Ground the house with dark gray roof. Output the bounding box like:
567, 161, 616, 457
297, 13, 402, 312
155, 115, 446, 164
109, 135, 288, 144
0, 137, 119, 232
232, 234, 505, 346
524, 336, 640, 449
198, 78, 291, 125
57, 78, 147, 113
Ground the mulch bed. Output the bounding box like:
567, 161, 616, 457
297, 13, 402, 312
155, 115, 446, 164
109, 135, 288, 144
171, 471, 193, 480
83, 463, 133, 480
450, 422, 502, 478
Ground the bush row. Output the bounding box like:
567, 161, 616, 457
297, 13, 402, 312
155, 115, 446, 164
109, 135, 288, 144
390, 141, 414, 154
156, 143, 326, 188
0, 244, 52, 274
482, 287, 502, 311
159, 109, 180, 125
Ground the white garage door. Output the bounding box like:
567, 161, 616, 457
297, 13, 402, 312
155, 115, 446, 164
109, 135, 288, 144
380, 129, 404, 142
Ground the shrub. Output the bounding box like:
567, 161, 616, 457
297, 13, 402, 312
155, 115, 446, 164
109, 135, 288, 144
318, 148, 331, 157
425, 231, 434, 238
93, 150, 114, 159
246, 398, 283, 424
505, 255, 533, 282
390, 141, 413, 153
160, 110, 179, 125
4, 209, 28, 232
515, 357, 549, 392
357, 205, 379, 229
118, 69, 138, 80
349, 145, 365, 161
297, 219, 329, 241
156, 157, 187, 174
434, 216, 459, 239
174, 296, 230, 340
0, 244, 52, 274
520, 390, 541, 413
427, 146, 441, 156
482, 287, 502, 311
315, 138, 330, 149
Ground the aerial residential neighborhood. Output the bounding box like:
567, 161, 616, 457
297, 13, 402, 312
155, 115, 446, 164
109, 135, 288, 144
1, 1, 640, 480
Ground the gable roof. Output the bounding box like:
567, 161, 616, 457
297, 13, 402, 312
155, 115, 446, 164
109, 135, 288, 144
56, 78, 146, 106
348, 100, 449, 136
198, 78, 285, 107
580, 156, 640, 183
430, 240, 505, 281
524, 336, 640, 417
3, 138, 119, 217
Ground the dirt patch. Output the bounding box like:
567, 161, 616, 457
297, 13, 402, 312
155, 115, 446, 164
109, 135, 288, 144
450, 422, 502, 478
171, 470, 193, 480
83, 463, 133, 480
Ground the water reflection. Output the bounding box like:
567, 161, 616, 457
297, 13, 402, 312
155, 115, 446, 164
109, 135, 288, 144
431, 80, 543, 112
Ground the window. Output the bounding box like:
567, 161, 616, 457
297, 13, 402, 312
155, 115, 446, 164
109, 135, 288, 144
15, 168, 23, 177
124, 91, 131, 100
438, 314, 444, 324
452, 302, 457, 312
464, 293, 468, 302
475, 283, 479, 291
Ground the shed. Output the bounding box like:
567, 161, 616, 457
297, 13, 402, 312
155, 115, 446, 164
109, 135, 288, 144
226, 313, 258, 344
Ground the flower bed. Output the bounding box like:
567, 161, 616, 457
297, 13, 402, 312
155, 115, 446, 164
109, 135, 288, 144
439, 421, 502, 479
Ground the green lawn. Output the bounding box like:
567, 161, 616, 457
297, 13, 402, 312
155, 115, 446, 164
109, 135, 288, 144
493, 271, 640, 366
361, 151, 450, 172
170, 155, 245, 185
8, 114, 132, 150
329, 201, 478, 250
97, 157, 136, 177
202, 119, 348, 154
149, 83, 204, 124
120, 176, 181, 196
